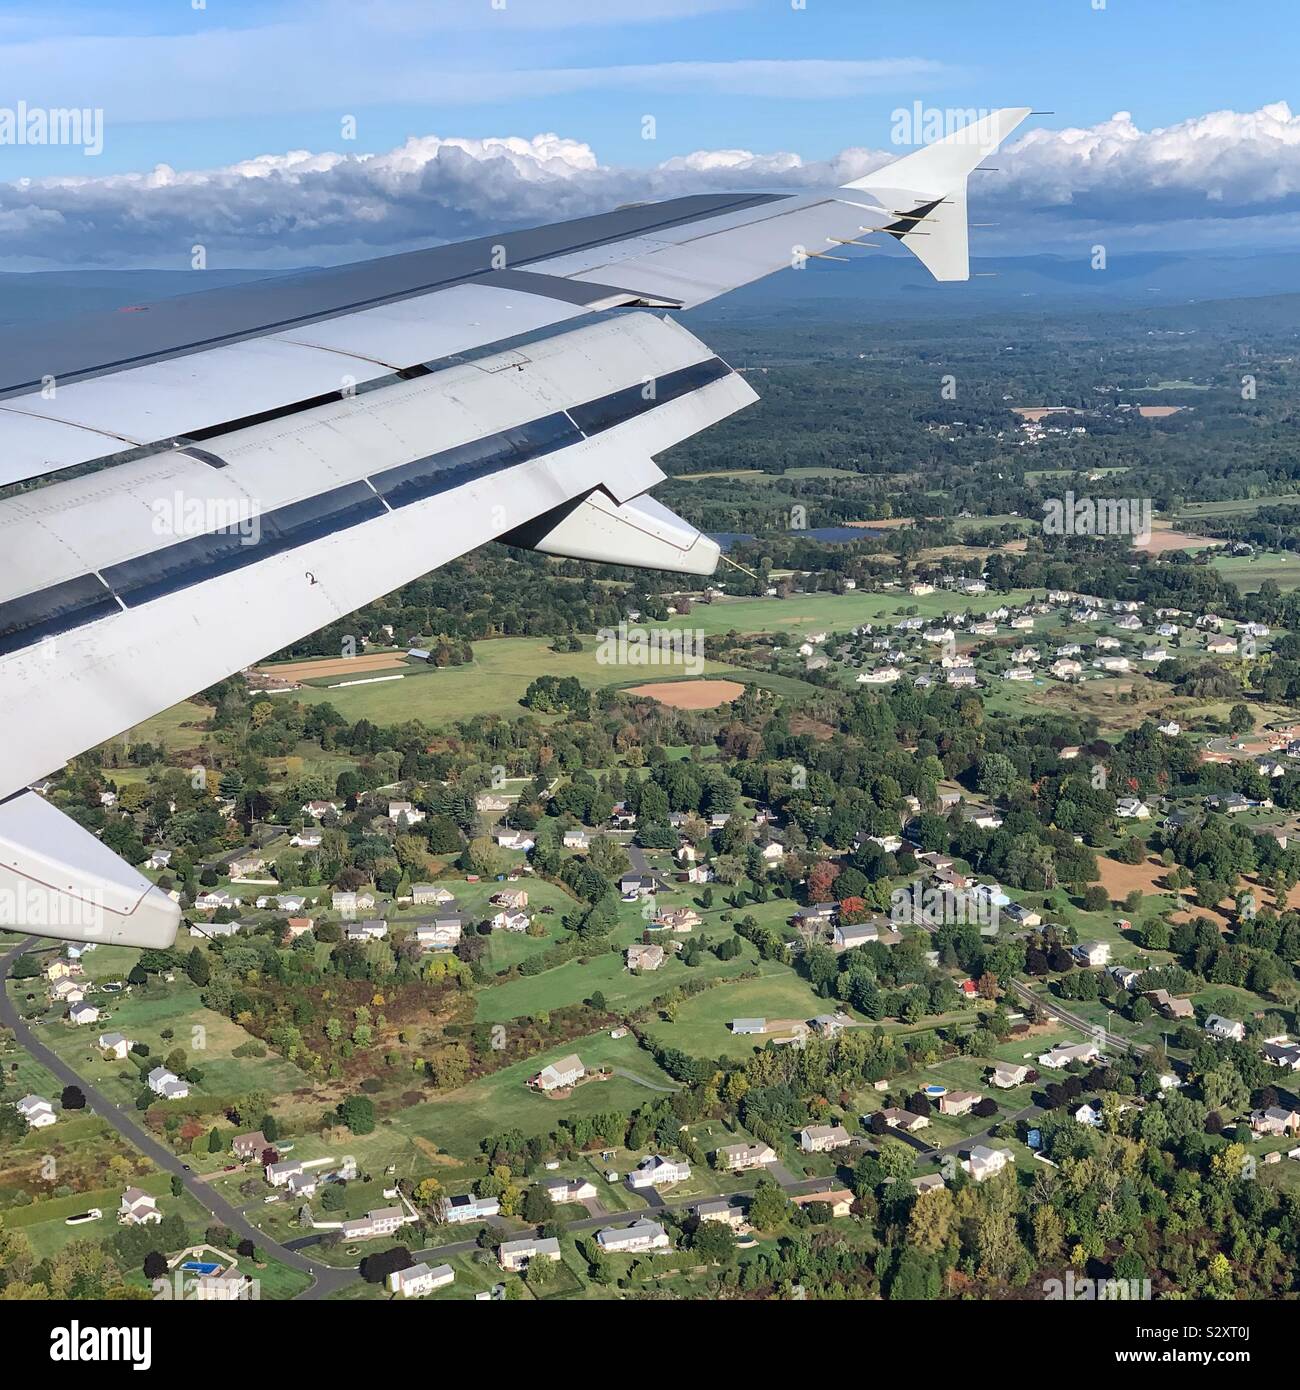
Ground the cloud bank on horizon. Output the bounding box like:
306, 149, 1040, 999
5, 102, 1300, 271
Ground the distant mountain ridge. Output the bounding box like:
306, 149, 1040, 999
1, 248, 1298, 329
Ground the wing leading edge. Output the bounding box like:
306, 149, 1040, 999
0, 107, 1031, 945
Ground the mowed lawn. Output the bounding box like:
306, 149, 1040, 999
41, 981, 310, 1107
1212, 550, 1300, 593
474, 931, 782, 1024
642, 971, 846, 1060
290, 637, 747, 726
400, 1031, 679, 1160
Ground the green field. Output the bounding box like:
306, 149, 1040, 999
1211, 551, 1300, 593
401, 1030, 681, 1160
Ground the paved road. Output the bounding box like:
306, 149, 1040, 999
0, 938, 358, 1300
1009, 978, 1149, 1056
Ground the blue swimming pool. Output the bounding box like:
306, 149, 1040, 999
181, 1261, 221, 1275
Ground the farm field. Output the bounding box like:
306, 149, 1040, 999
1212, 550, 1300, 593
623, 678, 746, 708
286, 635, 750, 726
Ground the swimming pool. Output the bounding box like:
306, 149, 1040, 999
181, 1261, 221, 1275
923, 1085, 947, 1097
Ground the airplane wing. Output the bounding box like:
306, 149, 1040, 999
0, 107, 1031, 947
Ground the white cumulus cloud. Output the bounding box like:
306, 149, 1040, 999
3, 103, 1300, 269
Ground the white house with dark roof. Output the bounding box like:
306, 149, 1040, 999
498, 1236, 562, 1272
146, 1066, 189, 1101
118, 1187, 161, 1225
628, 1155, 691, 1189
16, 1095, 56, 1128
389, 1262, 454, 1297
596, 1219, 670, 1254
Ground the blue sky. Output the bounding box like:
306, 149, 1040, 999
3, 0, 1296, 174
1, 0, 1298, 267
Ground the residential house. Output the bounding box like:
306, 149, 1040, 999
389, 1262, 454, 1297
1205, 1014, 1245, 1043
791, 1188, 854, 1218
938, 1090, 982, 1117
118, 1188, 161, 1225
491, 910, 530, 932
412, 883, 455, 906
146, 1067, 189, 1101
1252, 1106, 1300, 1137
627, 943, 665, 972
1116, 797, 1150, 819
991, 1063, 1031, 1089
97, 1031, 132, 1060
231, 1131, 268, 1162
340, 1208, 406, 1241
1147, 989, 1194, 1020
618, 874, 657, 898
715, 1142, 777, 1173
696, 1200, 746, 1228
331, 890, 376, 914
541, 1177, 598, 1204
1074, 941, 1111, 967
530, 1055, 585, 1092
345, 919, 388, 943
498, 1236, 562, 1272
799, 1124, 852, 1153
491, 889, 529, 912
910, 1174, 946, 1196
880, 1108, 930, 1132
653, 907, 700, 932
730, 1018, 767, 1036
563, 830, 590, 850
493, 830, 535, 852
596, 1219, 671, 1254
1262, 1040, 1300, 1071
834, 919, 901, 950
443, 1194, 500, 1225
387, 801, 425, 825
265, 1159, 304, 1187
68, 1001, 99, 1026
1074, 1102, 1103, 1128
965, 1145, 1013, 1182
628, 1155, 691, 1189
414, 917, 463, 951
1038, 1042, 1100, 1069
16, 1095, 56, 1128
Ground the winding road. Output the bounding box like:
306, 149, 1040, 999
0, 937, 357, 1300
